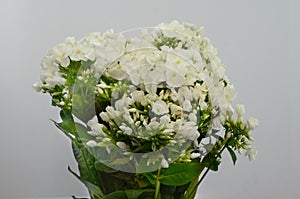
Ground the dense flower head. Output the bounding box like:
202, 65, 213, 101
34, 21, 257, 171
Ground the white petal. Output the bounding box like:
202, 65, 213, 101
87, 116, 99, 128
99, 112, 110, 122
236, 104, 245, 118
116, 142, 127, 150
161, 158, 169, 168
247, 117, 259, 130
190, 153, 201, 159
152, 100, 168, 115
86, 140, 97, 147
245, 148, 257, 161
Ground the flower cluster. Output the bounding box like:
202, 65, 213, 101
34, 21, 258, 172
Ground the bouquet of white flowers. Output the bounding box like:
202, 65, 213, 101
34, 21, 258, 199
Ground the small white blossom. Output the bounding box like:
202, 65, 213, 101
120, 125, 133, 135
32, 82, 42, 92
182, 100, 192, 112
245, 147, 257, 161
86, 140, 97, 147
247, 117, 259, 130
87, 116, 98, 127
99, 112, 110, 122
114, 97, 132, 111
107, 64, 127, 80
87, 116, 106, 136
123, 115, 134, 124
49, 43, 72, 67
170, 104, 182, 117
177, 122, 200, 141
44, 76, 66, 89
93, 58, 107, 74
116, 142, 128, 150
92, 124, 105, 136
152, 100, 169, 115
190, 153, 201, 159
226, 105, 235, 117
131, 90, 145, 103
161, 158, 169, 168
188, 112, 198, 123
178, 87, 193, 101
70, 43, 91, 61
106, 106, 119, 119
236, 104, 245, 120
224, 84, 237, 102
163, 129, 174, 135
166, 68, 185, 88
158, 20, 194, 41
160, 115, 171, 125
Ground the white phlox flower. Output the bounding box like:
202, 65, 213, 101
35, 21, 258, 169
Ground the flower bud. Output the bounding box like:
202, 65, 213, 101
236, 104, 245, 121
247, 117, 259, 130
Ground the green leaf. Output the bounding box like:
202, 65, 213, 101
106, 157, 131, 166
53, 109, 79, 140
95, 161, 117, 173
201, 153, 221, 171
159, 163, 205, 186
144, 173, 156, 185
75, 122, 93, 141
226, 146, 237, 165
71, 61, 98, 123
125, 189, 155, 199
136, 156, 162, 173
160, 185, 176, 199
72, 142, 96, 183
54, 120, 92, 142
183, 176, 200, 199
102, 191, 127, 199
68, 166, 103, 198
60, 109, 75, 130
52, 120, 74, 140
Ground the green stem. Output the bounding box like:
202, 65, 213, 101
198, 139, 229, 186
80, 145, 95, 182
198, 166, 210, 186
68, 112, 96, 184
155, 168, 161, 199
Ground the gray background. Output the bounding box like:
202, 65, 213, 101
0, 0, 299, 198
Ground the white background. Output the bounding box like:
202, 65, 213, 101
0, 0, 299, 198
